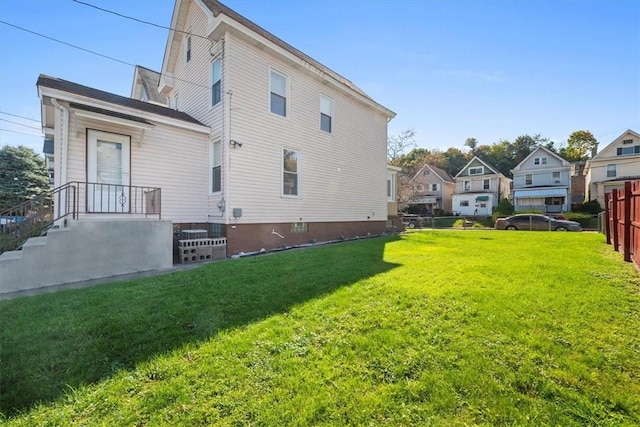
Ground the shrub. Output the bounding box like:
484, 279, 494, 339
572, 200, 603, 214
565, 212, 597, 229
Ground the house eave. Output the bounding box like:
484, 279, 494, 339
39, 86, 210, 134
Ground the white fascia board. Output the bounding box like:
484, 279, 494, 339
159, 0, 186, 90
74, 109, 155, 130
208, 17, 396, 119
39, 87, 210, 134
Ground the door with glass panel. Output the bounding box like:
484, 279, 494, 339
87, 130, 130, 213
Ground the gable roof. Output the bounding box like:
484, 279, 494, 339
511, 145, 570, 172
131, 65, 168, 105
412, 164, 455, 183
37, 74, 204, 127
455, 156, 501, 178
591, 129, 640, 161
161, 0, 395, 118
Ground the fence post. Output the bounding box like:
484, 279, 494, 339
612, 189, 619, 252
623, 181, 632, 262
604, 192, 611, 244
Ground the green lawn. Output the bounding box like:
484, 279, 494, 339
1, 231, 639, 426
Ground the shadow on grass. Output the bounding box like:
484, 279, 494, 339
0, 236, 400, 416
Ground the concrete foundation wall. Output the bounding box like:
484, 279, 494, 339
0, 220, 173, 294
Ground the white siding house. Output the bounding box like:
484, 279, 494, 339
585, 129, 640, 207
37, 0, 395, 257
511, 146, 571, 213
452, 157, 511, 216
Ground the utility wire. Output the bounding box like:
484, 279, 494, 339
0, 111, 40, 122
71, 0, 211, 42
0, 119, 42, 131
0, 21, 134, 67
0, 20, 212, 91
0, 128, 43, 137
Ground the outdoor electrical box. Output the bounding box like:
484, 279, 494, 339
233, 208, 242, 218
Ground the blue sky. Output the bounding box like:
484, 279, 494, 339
1, 0, 638, 155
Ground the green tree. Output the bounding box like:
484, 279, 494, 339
559, 130, 598, 161
0, 145, 50, 212
464, 137, 478, 154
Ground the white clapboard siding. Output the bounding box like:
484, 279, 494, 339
224, 34, 388, 224
65, 112, 209, 223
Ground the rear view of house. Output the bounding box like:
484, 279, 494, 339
1, 0, 395, 292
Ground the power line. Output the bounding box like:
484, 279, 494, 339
0, 128, 43, 137
70, 0, 211, 42
0, 112, 40, 122
0, 20, 212, 91
0, 119, 42, 131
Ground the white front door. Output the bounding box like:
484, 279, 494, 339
87, 130, 131, 213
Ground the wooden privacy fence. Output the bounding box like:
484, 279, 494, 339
604, 180, 640, 268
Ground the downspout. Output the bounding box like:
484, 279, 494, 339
51, 99, 69, 187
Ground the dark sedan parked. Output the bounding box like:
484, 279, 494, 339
495, 214, 582, 231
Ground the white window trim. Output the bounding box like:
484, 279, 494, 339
387, 173, 395, 202
606, 164, 617, 178
483, 179, 491, 190
210, 58, 222, 109
282, 147, 300, 198
210, 138, 222, 194
269, 67, 289, 119
525, 173, 533, 186
469, 166, 484, 175
319, 93, 333, 133
463, 180, 471, 191
184, 34, 192, 63
431, 183, 439, 192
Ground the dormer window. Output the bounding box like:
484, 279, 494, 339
469, 166, 483, 175
616, 145, 640, 156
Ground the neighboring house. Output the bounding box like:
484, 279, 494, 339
405, 164, 455, 214
452, 156, 511, 216
585, 129, 640, 207
511, 146, 571, 213
42, 138, 55, 187
37, 0, 395, 257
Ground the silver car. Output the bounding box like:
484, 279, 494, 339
495, 214, 582, 231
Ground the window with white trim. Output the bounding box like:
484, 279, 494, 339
211, 59, 222, 107
270, 70, 288, 117
185, 35, 191, 63
534, 157, 547, 165
483, 179, 490, 190
387, 173, 395, 202
525, 174, 533, 186
464, 180, 471, 191
606, 164, 617, 178
283, 148, 299, 196
553, 171, 561, 184
320, 94, 333, 133
469, 166, 484, 175
460, 200, 469, 207
211, 140, 221, 193
616, 145, 640, 156
431, 183, 439, 191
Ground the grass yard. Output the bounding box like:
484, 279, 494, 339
1, 231, 639, 426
